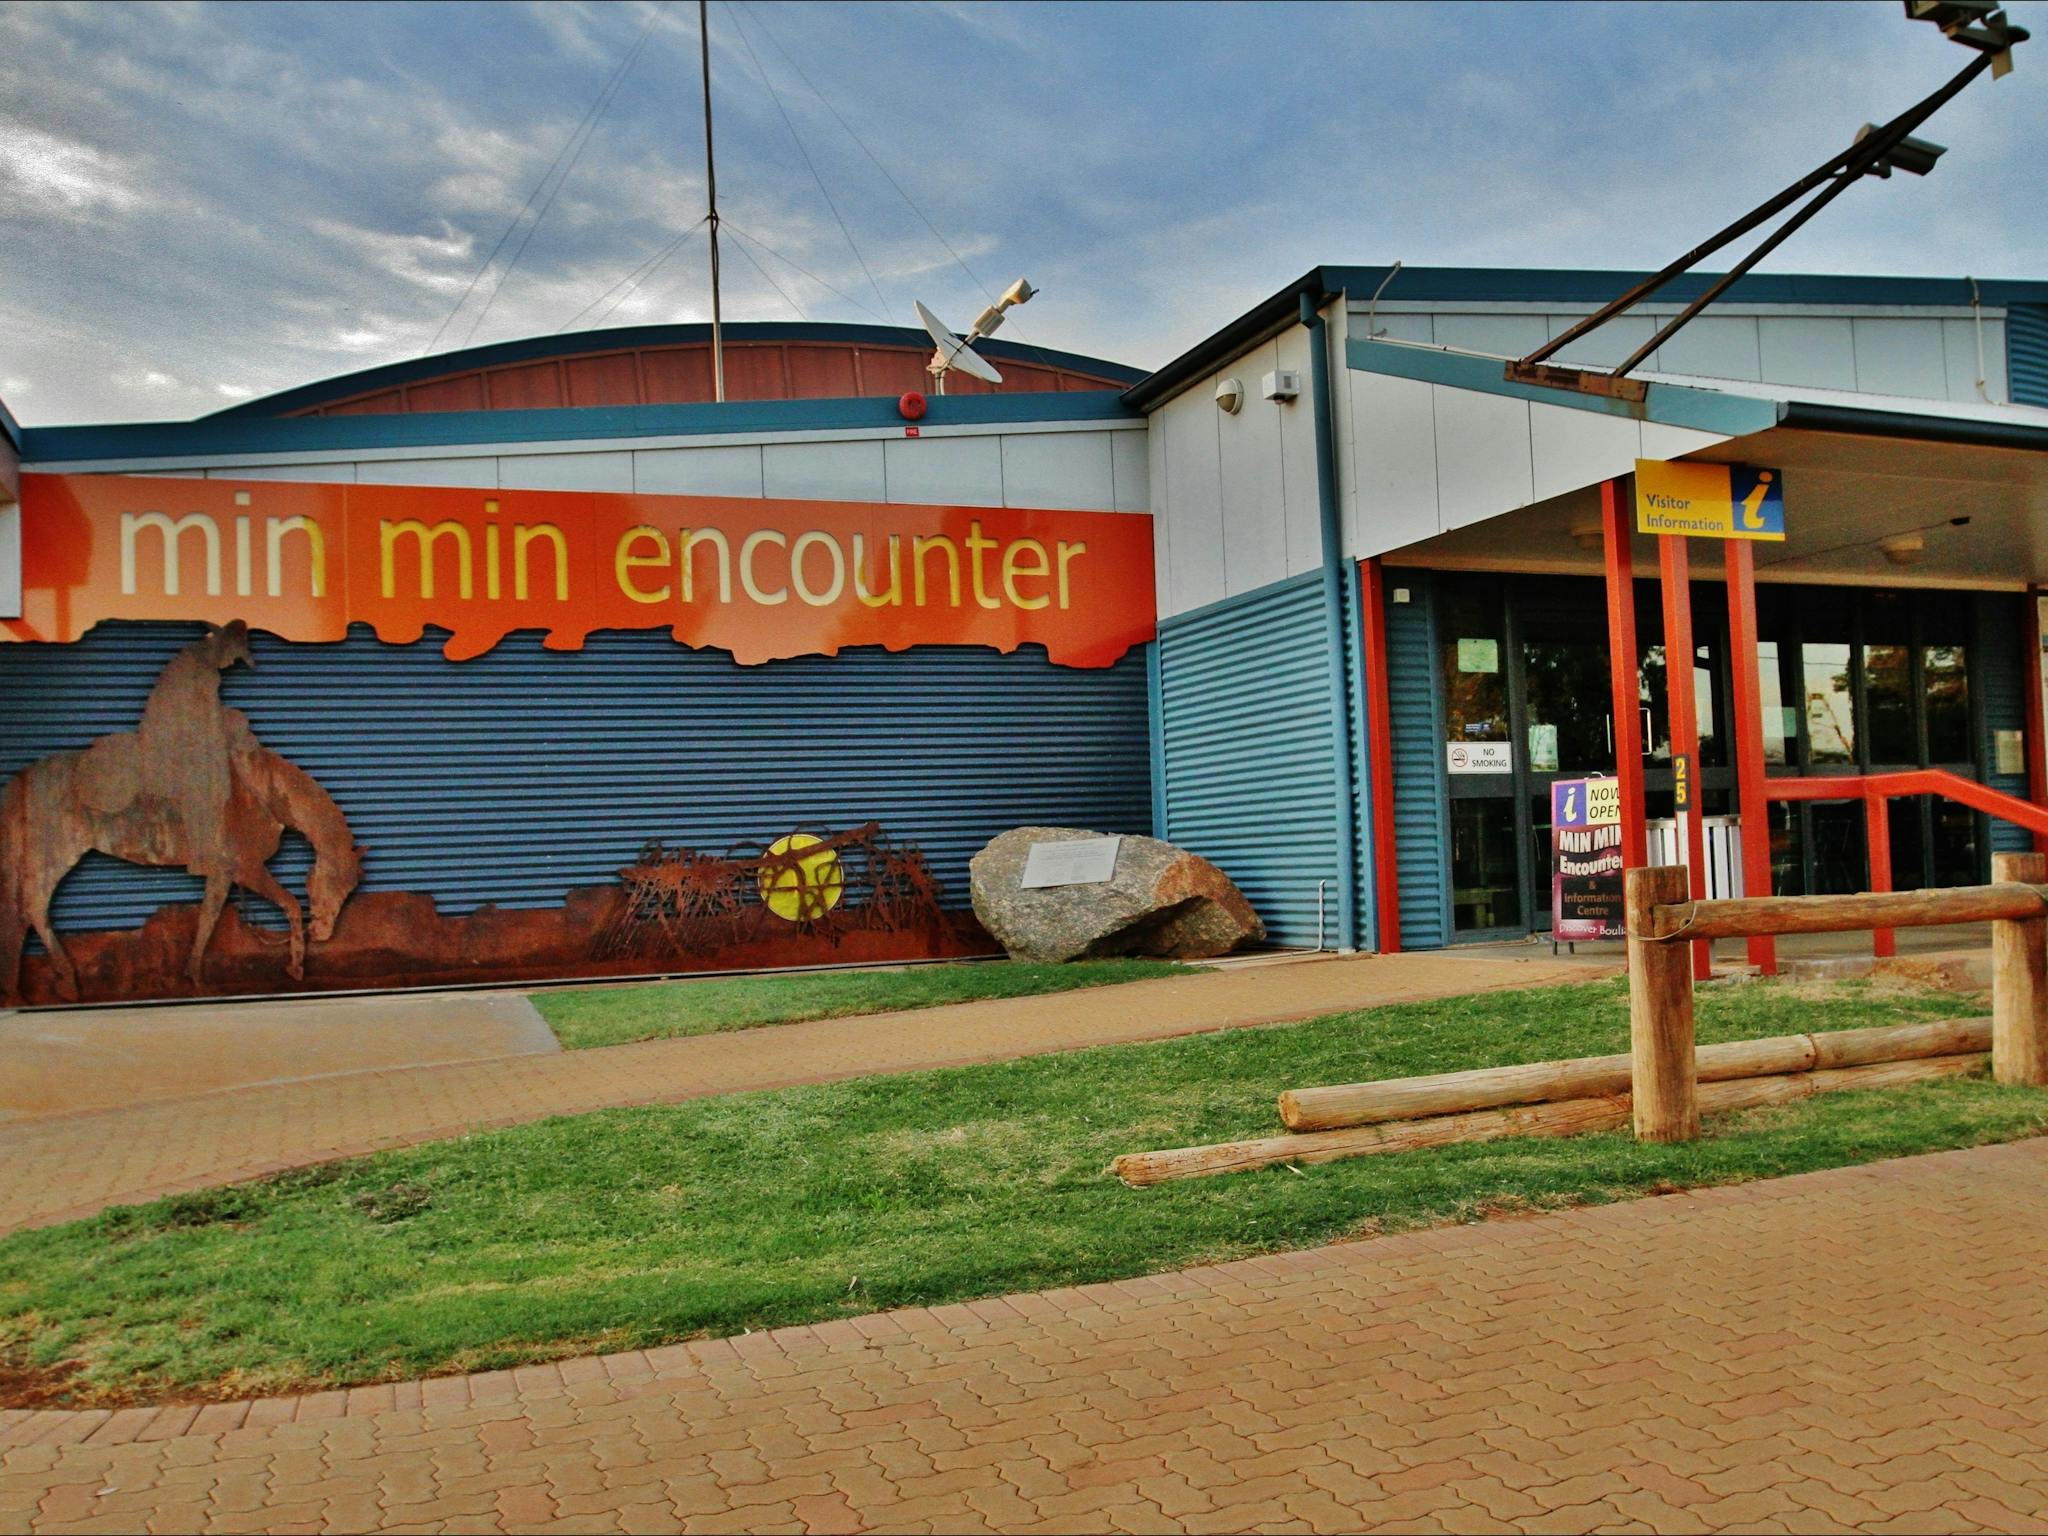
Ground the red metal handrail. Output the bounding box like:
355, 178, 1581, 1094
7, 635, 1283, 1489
1762, 769, 2048, 956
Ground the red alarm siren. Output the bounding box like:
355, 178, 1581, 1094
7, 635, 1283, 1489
898, 391, 927, 420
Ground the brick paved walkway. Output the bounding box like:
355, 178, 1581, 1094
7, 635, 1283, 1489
0, 950, 1607, 1235
5, 1139, 2047, 1533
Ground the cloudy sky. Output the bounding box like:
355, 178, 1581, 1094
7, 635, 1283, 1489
3, 0, 2044, 425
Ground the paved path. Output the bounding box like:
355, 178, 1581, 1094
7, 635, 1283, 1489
0, 950, 1608, 1235
7, 1139, 2048, 1534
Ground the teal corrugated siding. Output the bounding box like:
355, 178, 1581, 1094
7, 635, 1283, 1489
0, 623, 1151, 937
1384, 571, 1450, 949
1156, 573, 1338, 947
2010, 305, 2048, 408
1980, 591, 2033, 855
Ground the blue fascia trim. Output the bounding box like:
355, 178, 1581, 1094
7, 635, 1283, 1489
208, 321, 1147, 420
1347, 337, 1782, 438
1320, 265, 2048, 311
22, 390, 1142, 466
1154, 568, 1325, 633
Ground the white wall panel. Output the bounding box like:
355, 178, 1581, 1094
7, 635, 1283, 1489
1274, 322, 1322, 579
1348, 371, 1440, 560
1653, 315, 1762, 382
1529, 402, 1640, 504
883, 433, 1003, 507
1432, 389, 1532, 532
355, 457, 499, 488
204, 462, 360, 483
1353, 310, 1433, 343
1216, 338, 1288, 593
1757, 317, 1858, 391
1109, 428, 1149, 513
998, 430, 1114, 509
1639, 421, 1733, 461
1852, 318, 1950, 399
497, 451, 635, 493
1146, 413, 1172, 613
1943, 317, 2005, 404
1433, 312, 1548, 357
1158, 386, 1226, 614
759, 440, 881, 501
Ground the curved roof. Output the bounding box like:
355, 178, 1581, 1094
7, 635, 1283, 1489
212, 321, 1145, 420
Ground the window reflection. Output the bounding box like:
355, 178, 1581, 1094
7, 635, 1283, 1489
1926, 646, 1971, 763
1864, 644, 1915, 764
1757, 641, 1790, 766
1802, 643, 1855, 765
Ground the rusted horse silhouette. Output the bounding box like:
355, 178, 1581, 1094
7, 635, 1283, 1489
0, 628, 364, 1002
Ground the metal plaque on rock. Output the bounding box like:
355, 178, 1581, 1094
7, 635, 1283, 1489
1021, 836, 1123, 889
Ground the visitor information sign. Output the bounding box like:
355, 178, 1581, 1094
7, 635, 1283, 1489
1552, 776, 1624, 941
1633, 460, 1785, 542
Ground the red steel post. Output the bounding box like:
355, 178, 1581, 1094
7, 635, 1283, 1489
1658, 535, 1712, 979
1723, 538, 1777, 974
1863, 790, 1896, 958
1601, 478, 1649, 874
1359, 558, 1402, 953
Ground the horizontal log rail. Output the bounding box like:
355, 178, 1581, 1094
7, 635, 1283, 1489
1648, 883, 2048, 944
1624, 851, 2048, 1144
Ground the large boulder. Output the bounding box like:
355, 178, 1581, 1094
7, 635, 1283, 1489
969, 827, 1263, 962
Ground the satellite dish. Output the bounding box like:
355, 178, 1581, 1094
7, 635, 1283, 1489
916, 299, 1003, 390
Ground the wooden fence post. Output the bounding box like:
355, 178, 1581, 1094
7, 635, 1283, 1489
1626, 864, 1699, 1141
1991, 851, 2048, 1086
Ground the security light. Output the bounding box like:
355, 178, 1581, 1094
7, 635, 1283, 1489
1855, 123, 1948, 176
1905, 1, 2028, 75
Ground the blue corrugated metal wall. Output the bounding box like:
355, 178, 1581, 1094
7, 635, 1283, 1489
1383, 571, 1451, 949
2010, 305, 2048, 408
1979, 591, 2033, 856
0, 623, 1151, 936
1155, 573, 1339, 947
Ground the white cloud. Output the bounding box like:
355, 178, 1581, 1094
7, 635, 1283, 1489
0, 117, 148, 218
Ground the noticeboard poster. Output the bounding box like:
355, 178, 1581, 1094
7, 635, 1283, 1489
1552, 776, 1624, 942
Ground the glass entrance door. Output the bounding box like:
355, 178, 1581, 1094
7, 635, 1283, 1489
1520, 632, 1616, 932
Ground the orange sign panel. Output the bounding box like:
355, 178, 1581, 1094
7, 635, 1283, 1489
8, 475, 1156, 667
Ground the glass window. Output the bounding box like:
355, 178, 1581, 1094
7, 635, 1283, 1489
1758, 640, 1791, 767
1864, 644, 1916, 764
1441, 593, 1508, 747
1450, 798, 1518, 932
1768, 802, 1803, 896
1926, 645, 1971, 763
1885, 798, 1925, 891
1641, 643, 1721, 767
1809, 801, 1865, 895
1932, 802, 1979, 887
1524, 639, 1614, 775
1802, 643, 1855, 765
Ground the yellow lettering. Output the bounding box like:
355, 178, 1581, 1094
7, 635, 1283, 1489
614, 525, 671, 604
120, 511, 221, 597
1056, 539, 1086, 610
964, 520, 1000, 610
379, 519, 473, 600
791, 531, 846, 607
853, 533, 902, 608
514, 523, 568, 601
741, 529, 789, 605
1741, 470, 1774, 529
485, 524, 501, 599
1001, 539, 1051, 610
678, 528, 731, 603
235, 515, 252, 597
912, 534, 960, 607
264, 516, 327, 598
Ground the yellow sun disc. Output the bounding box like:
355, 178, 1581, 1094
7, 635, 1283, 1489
759, 832, 844, 922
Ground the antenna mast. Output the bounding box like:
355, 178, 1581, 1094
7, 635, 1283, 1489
699, 0, 725, 402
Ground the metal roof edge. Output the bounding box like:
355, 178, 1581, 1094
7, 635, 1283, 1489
207, 321, 1147, 420
1775, 401, 2048, 453
1128, 264, 2048, 415
22, 390, 1142, 466
1122, 267, 1347, 411
0, 393, 19, 455
1346, 337, 1779, 437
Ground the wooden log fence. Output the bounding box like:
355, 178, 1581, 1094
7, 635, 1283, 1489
1116, 856, 2048, 1185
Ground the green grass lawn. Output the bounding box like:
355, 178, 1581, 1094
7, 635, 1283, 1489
4, 976, 2042, 1406
535, 959, 1200, 1049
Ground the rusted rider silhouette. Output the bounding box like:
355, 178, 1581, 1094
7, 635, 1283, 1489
1, 622, 364, 1002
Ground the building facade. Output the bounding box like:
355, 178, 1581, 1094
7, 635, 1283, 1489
5, 276, 2048, 1003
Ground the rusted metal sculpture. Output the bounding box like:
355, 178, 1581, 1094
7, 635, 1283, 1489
599, 820, 947, 961
0, 622, 365, 1003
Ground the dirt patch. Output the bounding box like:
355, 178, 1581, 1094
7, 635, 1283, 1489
0, 1356, 91, 1411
